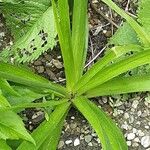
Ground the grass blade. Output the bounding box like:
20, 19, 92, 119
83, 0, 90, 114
17, 102, 70, 150
52, 0, 75, 91
86, 74, 150, 97
73, 97, 127, 150
0, 62, 67, 97
72, 0, 88, 82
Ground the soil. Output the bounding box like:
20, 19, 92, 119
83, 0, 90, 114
0, 0, 150, 150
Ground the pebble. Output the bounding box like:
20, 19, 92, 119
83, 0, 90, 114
127, 141, 132, 146
141, 136, 150, 148
127, 133, 135, 140
88, 142, 93, 146
124, 112, 129, 119
58, 141, 64, 149
74, 138, 80, 146
52, 59, 63, 69
65, 140, 72, 145
132, 100, 139, 109
37, 66, 44, 73
85, 135, 92, 143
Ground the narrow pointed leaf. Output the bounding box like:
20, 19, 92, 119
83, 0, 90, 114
52, 0, 75, 90
101, 0, 150, 46
72, 0, 88, 81
0, 62, 67, 97
77, 49, 150, 95
73, 97, 127, 150
0, 78, 19, 96
17, 102, 70, 150
0, 110, 35, 144
0, 92, 11, 107
74, 45, 142, 91
86, 74, 150, 97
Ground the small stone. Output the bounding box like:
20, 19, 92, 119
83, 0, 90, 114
132, 128, 137, 134
127, 141, 132, 146
129, 115, 134, 124
145, 125, 149, 129
124, 113, 129, 119
141, 136, 150, 148
127, 133, 135, 140
137, 130, 145, 137
71, 116, 75, 120
74, 138, 80, 146
34, 60, 42, 66
58, 141, 64, 149
132, 142, 139, 147
88, 142, 93, 146
70, 123, 77, 129
134, 137, 140, 143
85, 135, 92, 143
65, 140, 72, 145
37, 66, 44, 73
52, 59, 63, 69
132, 100, 139, 109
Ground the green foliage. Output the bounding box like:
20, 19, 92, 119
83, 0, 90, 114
0, 0, 150, 149
0, 0, 56, 63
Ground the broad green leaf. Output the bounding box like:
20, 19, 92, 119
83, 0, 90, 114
0, 110, 35, 144
138, 0, 150, 35
0, 1, 57, 63
73, 97, 127, 150
52, 0, 76, 91
101, 0, 150, 46
86, 74, 150, 98
0, 139, 12, 150
17, 102, 70, 150
72, 0, 88, 82
0, 62, 67, 97
4, 86, 46, 105
109, 22, 139, 46
74, 45, 143, 91
0, 78, 19, 96
0, 92, 10, 107
77, 49, 150, 95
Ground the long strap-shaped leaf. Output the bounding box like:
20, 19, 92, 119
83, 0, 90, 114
0, 63, 67, 97
101, 0, 150, 46
52, 0, 75, 91
74, 45, 143, 91
73, 97, 127, 150
17, 102, 70, 150
0, 78, 19, 96
77, 49, 150, 95
86, 74, 150, 98
72, 0, 88, 82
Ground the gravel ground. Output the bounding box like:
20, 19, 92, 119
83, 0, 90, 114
0, 0, 150, 150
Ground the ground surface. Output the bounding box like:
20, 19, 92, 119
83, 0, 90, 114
0, 0, 150, 150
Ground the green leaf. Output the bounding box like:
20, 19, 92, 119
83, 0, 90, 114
0, 63, 67, 97
0, 92, 10, 107
4, 86, 46, 106
101, 0, 150, 47
72, 0, 88, 82
0, 110, 35, 144
0, 139, 12, 150
109, 22, 139, 46
0, 78, 19, 96
0, 0, 57, 63
73, 97, 127, 150
74, 45, 143, 91
52, 0, 75, 91
77, 49, 150, 95
17, 102, 70, 150
138, 0, 150, 35
85, 74, 150, 97
11, 99, 68, 110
